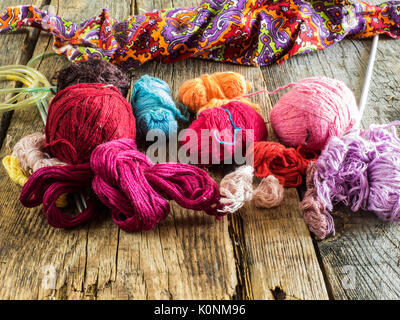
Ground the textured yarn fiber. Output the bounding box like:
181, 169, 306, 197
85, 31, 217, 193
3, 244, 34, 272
300, 161, 335, 240
199, 98, 262, 114
91, 139, 223, 231
181, 101, 268, 166
178, 72, 251, 113
12, 132, 65, 172
300, 122, 400, 239
3, 154, 68, 208
249, 141, 318, 187
270, 77, 359, 152
253, 175, 284, 209
8, 132, 68, 208
45, 83, 136, 164
56, 58, 131, 97
3, 155, 28, 186
219, 165, 254, 213
219, 165, 284, 211
131, 75, 187, 137
20, 83, 225, 231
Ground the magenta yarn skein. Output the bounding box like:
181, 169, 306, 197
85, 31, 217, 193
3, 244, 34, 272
91, 138, 224, 232
269, 77, 359, 152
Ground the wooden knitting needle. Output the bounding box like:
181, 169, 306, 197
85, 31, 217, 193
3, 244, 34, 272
355, 35, 379, 129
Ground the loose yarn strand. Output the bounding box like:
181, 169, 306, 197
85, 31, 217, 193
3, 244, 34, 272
241, 82, 297, 99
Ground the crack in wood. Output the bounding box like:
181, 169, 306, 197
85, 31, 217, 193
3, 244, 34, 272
228, 213, 252, 300
270, 286, 286, 300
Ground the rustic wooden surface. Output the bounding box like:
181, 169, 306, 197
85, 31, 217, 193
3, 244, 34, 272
0, 0, 398, 300
261, 0, 400, 298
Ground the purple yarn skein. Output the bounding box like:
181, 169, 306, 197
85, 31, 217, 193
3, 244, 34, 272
314, 121, 400, 222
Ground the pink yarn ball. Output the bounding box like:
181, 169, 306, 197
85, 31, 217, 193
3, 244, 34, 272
181, 101, 268, 165
269, 77, 359, 152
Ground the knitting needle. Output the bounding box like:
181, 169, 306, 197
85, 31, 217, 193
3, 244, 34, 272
355, 35, 379, 129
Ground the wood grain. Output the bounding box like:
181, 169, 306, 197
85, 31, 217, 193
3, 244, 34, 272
259, 0, 400, 299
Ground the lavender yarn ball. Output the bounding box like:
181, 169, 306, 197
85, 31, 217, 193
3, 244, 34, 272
56, 58, 131, 97
314, 121, 400, 222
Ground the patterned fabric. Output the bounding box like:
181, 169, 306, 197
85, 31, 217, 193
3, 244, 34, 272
0, 0, 399, 70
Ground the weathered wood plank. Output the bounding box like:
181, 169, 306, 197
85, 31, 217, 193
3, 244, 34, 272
0, 0, 131, 299
260, 0, 400, 299
132, 0, 329, 300
319, 37, 400, 300
0, 0, 45, 148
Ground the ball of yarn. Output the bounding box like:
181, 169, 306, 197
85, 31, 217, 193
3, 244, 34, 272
56, 58, 131, 97
269, 77, 359, 152
131, 75, 187, 137
181, 101, 268, 166
45, 83, 136, 164
178, 72, 251, 113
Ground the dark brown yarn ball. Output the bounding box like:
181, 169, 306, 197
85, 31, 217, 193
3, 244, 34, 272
55, 59, 131, 97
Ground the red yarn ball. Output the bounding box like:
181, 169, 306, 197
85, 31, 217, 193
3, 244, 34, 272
181, 101, 268, 165
45, 83, 136, 164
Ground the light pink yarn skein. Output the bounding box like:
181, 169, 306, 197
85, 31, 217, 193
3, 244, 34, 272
269, 77, 359, 152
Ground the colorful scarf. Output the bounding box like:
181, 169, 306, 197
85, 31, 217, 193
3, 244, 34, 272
0, 0, 399, 70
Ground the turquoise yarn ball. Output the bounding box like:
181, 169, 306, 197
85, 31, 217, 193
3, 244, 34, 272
131, 75, 187, 137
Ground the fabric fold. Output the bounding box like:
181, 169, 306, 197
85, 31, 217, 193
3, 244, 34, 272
0, 0, 399, 70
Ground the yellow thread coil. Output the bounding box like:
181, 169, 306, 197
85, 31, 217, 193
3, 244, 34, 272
2, 155, 67, 208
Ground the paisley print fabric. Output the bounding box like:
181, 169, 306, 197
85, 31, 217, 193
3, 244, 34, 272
0, 0, 399, 70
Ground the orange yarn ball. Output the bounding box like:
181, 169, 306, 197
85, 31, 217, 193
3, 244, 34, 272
178, 72, 251, 113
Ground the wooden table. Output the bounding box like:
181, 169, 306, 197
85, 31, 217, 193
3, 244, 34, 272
0, 0, 399, 300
